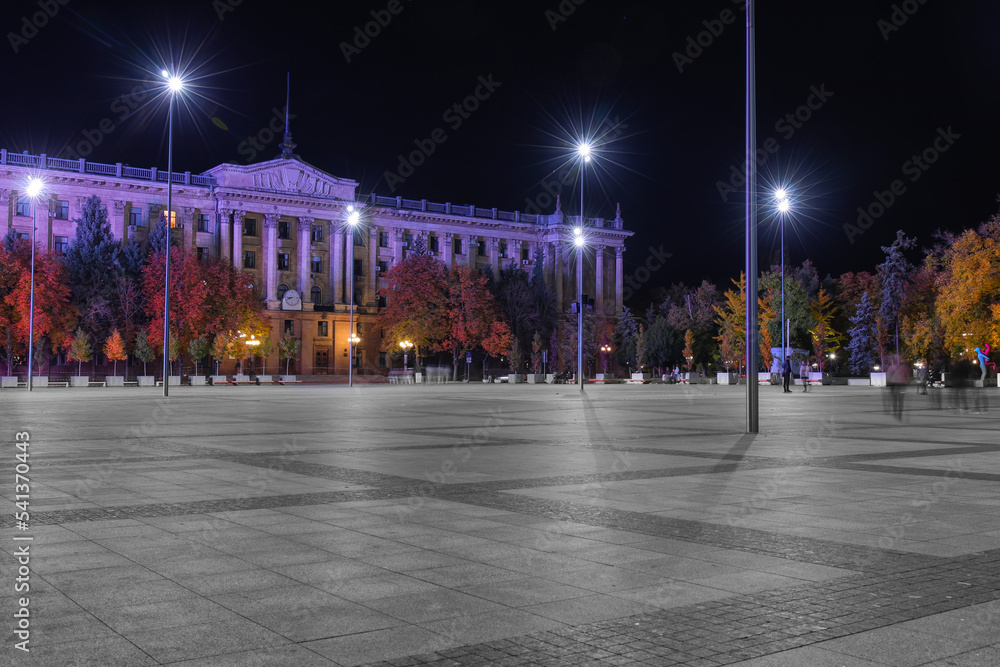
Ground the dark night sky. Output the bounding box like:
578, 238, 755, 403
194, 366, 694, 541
4, 0, 999, 307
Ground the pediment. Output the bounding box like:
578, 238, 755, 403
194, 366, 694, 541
205, 158, 358, 199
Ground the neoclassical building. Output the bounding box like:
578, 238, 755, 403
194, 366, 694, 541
0, 145, 632, 374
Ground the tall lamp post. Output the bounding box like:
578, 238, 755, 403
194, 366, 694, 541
745, 0, 759, 433
575, 141, 591, 392
161, 69, 183, 397
346, 206, 360, 387
775, 189, 791, 367
25, 177, 44, 392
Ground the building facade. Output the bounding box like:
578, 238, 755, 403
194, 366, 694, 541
0, 148, 632, 374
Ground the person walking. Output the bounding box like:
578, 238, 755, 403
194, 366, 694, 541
782, 357, 792, 393
800, 359, 809, 392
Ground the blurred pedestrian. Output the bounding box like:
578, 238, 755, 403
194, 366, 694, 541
887, 356, 911, 420
782, 357, 792, 393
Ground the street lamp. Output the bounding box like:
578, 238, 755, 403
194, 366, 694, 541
746, 0, 759, 433
24, 177, 44, 392
600, 343, 611, 374
346, 206, 361, 387
400, 340, 413, 373
245, 333, 260, 376
161, 68, 183, 397
775, 188, 792, 372
573, 227, 585, 391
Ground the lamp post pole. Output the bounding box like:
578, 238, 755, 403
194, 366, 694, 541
26, 179, 42, 392
346, 206, 360, 387
162, 70, 181, 397
745, 0, 758, 433
576, 145, 590, 392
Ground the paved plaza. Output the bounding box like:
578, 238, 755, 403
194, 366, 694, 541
2, 381, 999, 666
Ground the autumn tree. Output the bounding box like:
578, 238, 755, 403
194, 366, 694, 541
67, 329, 93, 376
188, 336, 209, 377
900, 260, 942, 363
278, 333, 301, 375
440, 265, 511, 380
103, 329, 127, 376
377, 253, 450, 370
714, 274, 747, 372
666, 280, 720, 367
64, 195, 124, 344
808, 288, 843, 372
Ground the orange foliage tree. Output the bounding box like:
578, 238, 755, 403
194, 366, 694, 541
377, 253, 450, 368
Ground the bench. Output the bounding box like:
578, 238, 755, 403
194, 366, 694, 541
88, 381, 106, 387
276, 379, 302, 385
47, 381, 69, 387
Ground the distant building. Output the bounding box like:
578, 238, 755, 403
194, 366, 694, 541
0, 147, 632, 374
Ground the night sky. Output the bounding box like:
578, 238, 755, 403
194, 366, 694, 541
4, 0, 999, 308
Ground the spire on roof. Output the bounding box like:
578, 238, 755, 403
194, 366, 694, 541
278, 72, 299, 160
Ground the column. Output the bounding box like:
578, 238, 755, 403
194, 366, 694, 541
510, 239, 521, 270
181, 207, 195, 250
0, 189, 11, 237
263, 213, 279, 305
544, 239, 555, 288
443, 232, 454, 269
330, 221, 344, 304
555, 243, 564, 310
392, 227, 404, 266
467, 234, 477, 270
595, 244, 605, 313
297, 217, 313, 298
615, 246, 624, 315
112, 200, 126, 242
232, 210, 244, 269
488, 237, 499, 273
219, 209, 232, 263
366, 226, 378, 305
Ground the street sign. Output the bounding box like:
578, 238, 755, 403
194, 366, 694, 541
466, 352, 472, 364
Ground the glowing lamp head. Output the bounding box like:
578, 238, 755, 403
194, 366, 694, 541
573, 235, 585, 248
163, 70, 183, 93
775, 188, 786, 201
25, 177, 44, 198
573, 227, 582, 237
778, 199, 790, 213
347, 211, 360, 226
577, 142, 592, 162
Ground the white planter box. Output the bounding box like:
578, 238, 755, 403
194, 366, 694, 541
137, 376, 155, 387
33, 377, 49, 388
234, 374, 250, 383
717, 373, 737, 385
631, 373, 651, 381
209, 375, 227, 385
189, 376, 207, 386
545, 373, 556, 384
70, 376, 89, 387
870, 372, 887, 387
106, 376, 124, 387
595, 373, 614, 381
167, 376, 180, 386
526, 374, 545, 384
279, 375, 297, 382
1, 376, 18, 388
507, 374, 526, 384
256, 375, 272, 384
847, 378, 870, 386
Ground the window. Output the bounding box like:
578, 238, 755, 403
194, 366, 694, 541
15, 196, 30, 217
129, 209, 142, 226
243, 250, 256, 269
53, 236, 68, 254
378, 231, 388, 248
198, 214, 211, 233
522, 245, 530, 261
284, 320, 294, 335
312, 225, 323, 242
318, 321, 329, 337
197, 247, 210, 262
377, 260, 389, 274
376, 295, 387, 308
454, 238, 463, 255
403, 232, 413, 244
55, 200, 69, 220
311, 255, 322, 273
243, 218, 257, 236
277, 252, 290, 271
356, 322, 363, 335
278, 284, 289, 299
379, 351, 387, 368
16, 232, 29, 241
429, 236, 439, 252
278, 220, 290, 239
311, 286, 322, 303
499, 242, 507, 258
477, 240, 486, 256
164, 210, 177, 228
354, 259, 363, 277
353, 229, 364, 246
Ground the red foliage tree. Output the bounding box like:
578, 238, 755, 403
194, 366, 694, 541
440, 266, 512, 379
377, 254, 450, 367
0, 239, 76, 371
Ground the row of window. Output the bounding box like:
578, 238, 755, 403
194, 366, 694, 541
242, 251, 368, 277
314, 321, 365, 337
